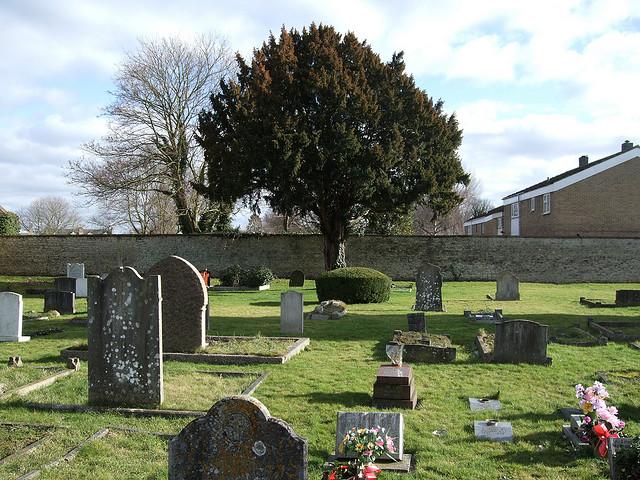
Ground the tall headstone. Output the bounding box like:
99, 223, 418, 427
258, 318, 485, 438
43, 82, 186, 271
148, 256, 208, 353
168, 395, 308, 480
415, 263, 443, 311
44, 290, 75, 314
0, 292, 29, 342
87, 267, 163, 407
495, 272, 520, 301
66, 263, 85, 279
335, 411, 404, 461
407, 312, 426, 332
289, 270, 305, 288
281, 291, 304, 335
493, 319, 551, 365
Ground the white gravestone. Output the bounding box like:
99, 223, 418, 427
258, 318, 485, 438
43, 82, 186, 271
474, 420, 513, 442
280, 291, 304, 335
0, 292, 30, 342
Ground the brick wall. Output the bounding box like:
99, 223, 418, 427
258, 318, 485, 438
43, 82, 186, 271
1, 234, 639, 283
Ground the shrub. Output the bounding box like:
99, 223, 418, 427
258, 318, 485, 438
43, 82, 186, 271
316, 267, 391, 304
219, 265, 275, 287
219, 264, 246, 287
0, 212, 19, 235
244, 266, 275, 287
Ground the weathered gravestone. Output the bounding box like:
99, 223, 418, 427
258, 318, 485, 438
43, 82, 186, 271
616, 290, 640, 307
495, 272, 520, 301
281, 291, 304, 335
54, 277, 76, 293
44, 290, 75, 315
87, 267, 163, 407
148, 256, 208, 353
415, 263, 443, 311
168, 395, 308, 480
289, 270, 305, 288
407, 312, 426, 332
474, 420, 513, 442
493, 319, 551, 365
335, 411, 404, 461
0, 292, 29, 342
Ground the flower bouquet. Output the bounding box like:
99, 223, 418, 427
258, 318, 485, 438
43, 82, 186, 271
328, 426, 395, 479
574, 381, 625, 457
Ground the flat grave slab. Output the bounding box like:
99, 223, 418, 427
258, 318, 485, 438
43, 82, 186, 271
474, 420, 513, 442
464, 309, 504, 324
469, 398, 501, 412
390, 330, 456, 363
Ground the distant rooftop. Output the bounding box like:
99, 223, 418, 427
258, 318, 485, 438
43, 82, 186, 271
465, 205, 504, 223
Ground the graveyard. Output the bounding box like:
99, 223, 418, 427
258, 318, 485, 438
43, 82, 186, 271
0, 273, 638, 479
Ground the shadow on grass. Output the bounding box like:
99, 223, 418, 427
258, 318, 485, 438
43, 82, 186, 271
283, 391, 372, 408
250, 301, 318, 307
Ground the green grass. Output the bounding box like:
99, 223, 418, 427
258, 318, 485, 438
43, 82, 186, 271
1, 277, 640, 478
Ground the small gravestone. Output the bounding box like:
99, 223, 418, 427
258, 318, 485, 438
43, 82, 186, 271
88, 267, 163, 407
335, 411, 404, 461
289, 270, 305, 288
148, 256, 208, 353
0, 292, 30, 342
168, 395, 308, 480
616, 290, 640, 307
407, 312, 426, 332
44, 291, 75, 315
281, 291, 304, 335
66, 263, 85, 279
54, 277, 77, 293
415, 263, 443, 311
495, 272, 520, 301
474, 420, 513, 442
306, 300, 347, 320
494, 319, 551, 365
66, 357, 81, 371
469, 398, 501, 412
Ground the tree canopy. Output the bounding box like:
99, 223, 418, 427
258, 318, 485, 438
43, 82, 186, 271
198, 23, 468, 268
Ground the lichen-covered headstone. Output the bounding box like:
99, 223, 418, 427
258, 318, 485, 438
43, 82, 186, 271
415, 263, 443, 311
87, 266, 163, 407
66, 263, 85, 279
44, 290, 75, 314
493, 319, 551, 365
148, 256, 208, 353
0, 293, 29, 342
168, 395, 308, 480
289, 270, 305, 288
281, 291, 304, 335
495, 272, 520, 301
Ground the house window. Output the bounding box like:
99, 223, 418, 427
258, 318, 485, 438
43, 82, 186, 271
530, 197, 535, 212
497, 217, 503, 235
543, 193, 551, 214
465, 225, 471, 235
511, 202, 519, 218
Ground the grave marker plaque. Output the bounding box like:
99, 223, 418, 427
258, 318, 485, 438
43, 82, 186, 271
0, 292, 29, 342
168, 395, 308, 480
474, 420, 513, 442
495, 272, 520, 301
469, 398, 501, 412
281, 291, 304, 335
494, 319, 551, 365
289, 270, 305, 288
415, 263, 443, 311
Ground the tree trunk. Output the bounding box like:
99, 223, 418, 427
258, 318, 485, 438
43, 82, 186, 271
173, 191, 198, 234
322, 217, 347, 270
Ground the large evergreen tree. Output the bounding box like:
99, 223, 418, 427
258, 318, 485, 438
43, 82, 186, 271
197, 24, 468, 269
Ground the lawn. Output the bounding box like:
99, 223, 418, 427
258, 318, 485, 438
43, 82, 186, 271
0, 277, 640, 479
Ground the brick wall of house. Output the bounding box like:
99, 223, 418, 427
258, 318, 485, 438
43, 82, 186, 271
471, 218, 499, 236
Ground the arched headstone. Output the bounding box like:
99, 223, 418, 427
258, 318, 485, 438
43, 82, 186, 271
494, 319, 551, 365
495, 272, 520, 301
289, 270, 305, 288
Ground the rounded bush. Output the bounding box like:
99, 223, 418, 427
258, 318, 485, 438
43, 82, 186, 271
315, 267, 391, 304
219, 264, 246, 287
244, 265, 275, 287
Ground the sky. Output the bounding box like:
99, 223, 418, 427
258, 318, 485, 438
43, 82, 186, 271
1, 0, 639, 226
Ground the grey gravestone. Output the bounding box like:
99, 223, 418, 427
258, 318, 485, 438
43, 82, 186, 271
335, 411, 403, 461
289, 270, 305, 288
148, 256, 208, 353
407, 312, 426, 332
66, 263, 85, 279
494, 319, 551, 365
87, 267, 163, 407
54, 277, 77, 293
168, 395, 308, 480
281, 291, 304, 335
44, 290, 75, 314
469, 398, 501, 412
495, 272, 520, 301
616, 290, 640, 306
0, 292, 29, 342
474, 420, 513, 442
415, 263, 443, 311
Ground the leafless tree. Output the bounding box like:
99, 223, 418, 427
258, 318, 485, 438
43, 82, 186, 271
245, 212, 263, 233
18, 196, 83, 234
69, 35, 235, 233
261, 210, 320, 234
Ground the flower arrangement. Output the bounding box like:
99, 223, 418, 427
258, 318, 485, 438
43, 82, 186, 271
574, 381, 625, 457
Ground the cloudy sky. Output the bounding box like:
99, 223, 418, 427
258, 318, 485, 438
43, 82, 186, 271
1, 0, 639, 224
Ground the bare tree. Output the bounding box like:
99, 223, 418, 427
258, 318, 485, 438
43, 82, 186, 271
261, 210, 320, 234
69, 35, 235, 233
245, 213, 263, 233
18, 196, 82, 234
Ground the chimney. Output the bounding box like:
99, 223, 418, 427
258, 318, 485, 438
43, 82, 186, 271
621, 140, 634, 152
579, 155, 588, 168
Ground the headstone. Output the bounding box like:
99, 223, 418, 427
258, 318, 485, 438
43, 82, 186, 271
495, 272, 520, 301
0, 292, 30, 342
469, 398, 501, 412
8, 356, 23, 367
474, 420, 513, 442
87, 266, 163, 407
54, 277, 77, 293
168, 395, 308, 480
407, 312, 426, 332
66, 263, 85, 279
44, 290, 75, 315
148, 256, 208, 353
616, 290, 640, 307
415, 263, 443, 311
372, 365, 417, 410
289, 270, 305, 288
280, 291, 304, 335
306, 300, 347, 320
493, 319, 551, 365
335, 411, 404, 461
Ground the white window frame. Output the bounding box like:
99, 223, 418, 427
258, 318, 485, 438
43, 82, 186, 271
496, 217, 503, 235
480, 223, 485, 234
543, 193, 551, 214
511, 202, 519, 218
530, 197, 535, 212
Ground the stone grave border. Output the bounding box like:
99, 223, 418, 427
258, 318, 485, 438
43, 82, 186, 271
475, 333, 494, 362
0, 424, 57, 467
464, 309, 504, 324
211, 284, 271, 292
388, 331, 456, 364
61, 335, 309, 365
587, 318, 640, 341
580, 297, 618, 308
548, 325, 608, 347
0, 367, 78, 400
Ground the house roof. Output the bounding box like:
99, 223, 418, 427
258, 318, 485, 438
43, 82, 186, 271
0, 205, 10, 215
503, 146, 639, 200
465, 205, 504, 223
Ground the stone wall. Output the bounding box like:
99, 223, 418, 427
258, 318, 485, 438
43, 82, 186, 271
1, 234, 639, 283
